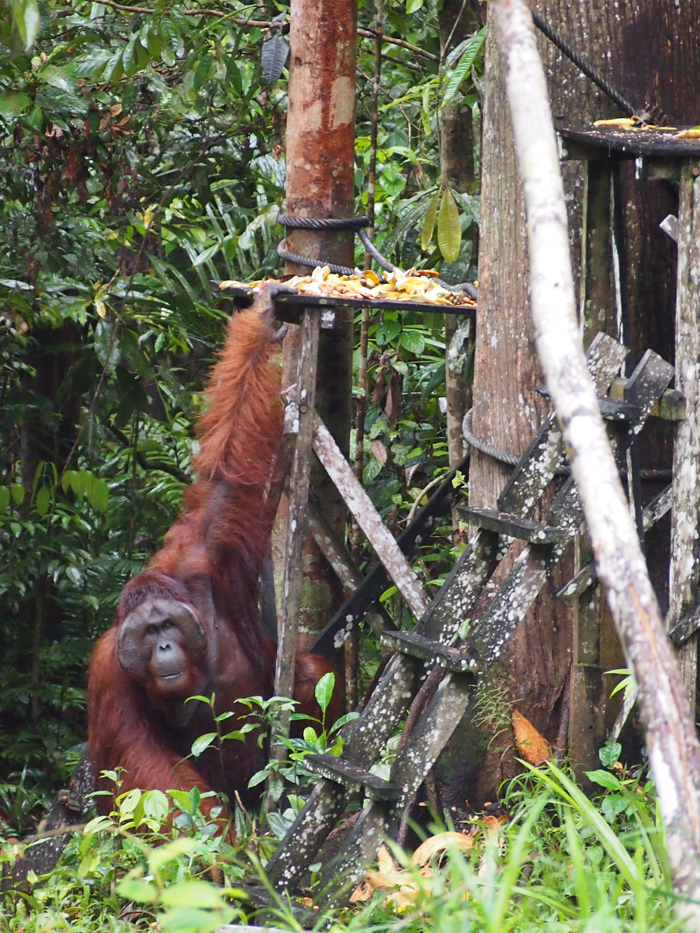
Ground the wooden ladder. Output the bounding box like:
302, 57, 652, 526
262, 331, 673, 910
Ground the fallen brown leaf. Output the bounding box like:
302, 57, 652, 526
512, 709, 550, 765
411, 831, 474, 866
351, 834, 474, 910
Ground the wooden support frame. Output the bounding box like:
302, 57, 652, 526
265, 334, 637, 909
312, 413, 431, 620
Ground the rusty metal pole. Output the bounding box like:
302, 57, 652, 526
277, 0, 358, 657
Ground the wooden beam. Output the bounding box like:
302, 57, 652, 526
312, 414, 431, 620
306, 501, 391, 644
609, 377, 685, 421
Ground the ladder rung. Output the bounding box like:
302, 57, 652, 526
380, 630, 479, 673
457, 506, 567, 544
669, 603, 700, 647
597, 397, 643, 421
304, 754, 401, 800
556, 562, 595, 603
538, 386, 642, 422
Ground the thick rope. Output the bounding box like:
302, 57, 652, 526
463, 409, 671, 481
278, 215, 369, 230
276, 245, 357, 276
531, 11, 638, 117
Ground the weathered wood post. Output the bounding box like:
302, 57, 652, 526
569, 155, 616, 780
667, 164, 700, 700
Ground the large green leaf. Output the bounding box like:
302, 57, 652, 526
437, 186, 461, 263
35, 485, 51, 516
11, 0, 40, 49
421, 188, 440, 251
315, 672, 335, 713
442, 26, 487, 107
90, 478, 109, 513
400, 330, 426, 355
122, 34, 139, 76
94, 320, 121, 372
0, 91, 31, 121
102, 48, 124, 83
193, 57, 212, 91
74, 49, 113, 79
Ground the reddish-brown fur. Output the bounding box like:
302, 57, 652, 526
88, 297, 340, 823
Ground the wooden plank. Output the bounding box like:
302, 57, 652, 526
497, 333, 628, 515
468, 351, 674, 668
305, 754, 401, 799
644, 483, 674, 530
624, 350, 676, 427
669, 603, 700, 647
609, 377, 685, 421
569, 533, 606, 785
390, 672, 474, 809
668, 164, 700, 700
428, 337, 629, 646
419, 527, 501, 642
312, 413, 431, 620
218, 283, 478, 319
556, 483, 673, 604
307, 501, 393, 644
558, 124, 700, 160
317, 671, 474, 910
309, 453, 461, 658
316, 799, 393, 907
458, 506, 568, 544
581, 160, 613, 350
380, 630, 478, 673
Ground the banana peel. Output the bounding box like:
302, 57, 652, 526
593, 118, 676, 132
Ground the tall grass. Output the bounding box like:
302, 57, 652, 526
335, 761, 683, 933
1, 760, 687, 932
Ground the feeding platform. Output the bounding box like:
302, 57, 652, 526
558, 123, 700, 174
217, 268, 477, 323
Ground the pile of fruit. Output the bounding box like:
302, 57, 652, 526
220, 264, 477, 307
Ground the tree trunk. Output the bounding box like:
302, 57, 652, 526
470, 0, 700, 792
438, 0, 482, 477
272, 0, 356, 655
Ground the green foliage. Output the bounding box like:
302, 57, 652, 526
0, 0, 292, 794
231, 673, 359, 805
0, 750, 680, 932
2, 782, 249, 931
0, 0, 483, 846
